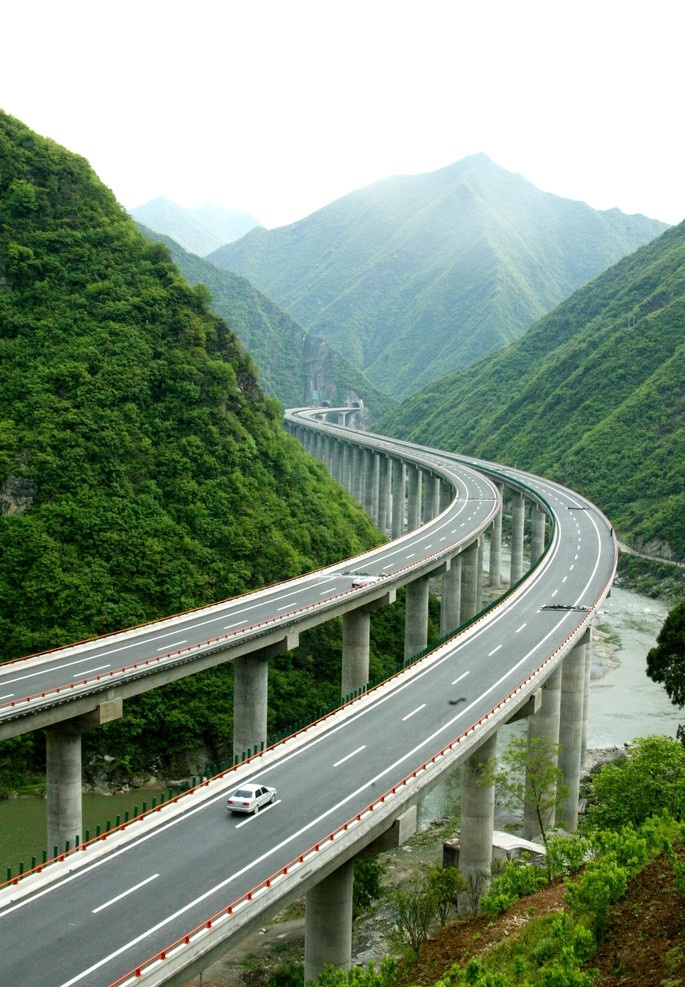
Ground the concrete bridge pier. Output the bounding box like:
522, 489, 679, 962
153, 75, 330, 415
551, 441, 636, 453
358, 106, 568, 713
424, 474, 441, 522
45, 699, 123, 855
406, 465, 422, 531
341, 442, 353, 494
477, 538, 484, 612
459, 731, 497, 908
233, 635, 299, 761
364, 449, 379, 521
303, 807, 416, 984
304, 859, 354, 985
391, 459, 406, 538
378, 455, 391, 535
404, 574, 430, 660
46, 720, 85, 855
460, 539, 480, 624
489, 499, 503, 589
330, 436, 343, 483
531, 503, 547, 565
349, 446, 361, 504
522, 664, 562, 839
440, 554, 462, 637
558, 630, 590, 831
341, 588, 395, 698
341, 608, 371, 699
510, 492, 526, 584
233, 655, 268, 762
581, 633, 592, 762
440, 479, 453, 513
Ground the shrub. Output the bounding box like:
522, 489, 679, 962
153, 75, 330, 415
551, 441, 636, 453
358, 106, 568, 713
479, 860, 547, 918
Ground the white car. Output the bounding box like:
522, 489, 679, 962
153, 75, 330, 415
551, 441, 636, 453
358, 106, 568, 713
226, 782, 277, 814
351, 573, 382, 587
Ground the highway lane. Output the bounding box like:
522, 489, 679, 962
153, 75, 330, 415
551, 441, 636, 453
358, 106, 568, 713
0, 451, 498, 731
0, 452, 615, 987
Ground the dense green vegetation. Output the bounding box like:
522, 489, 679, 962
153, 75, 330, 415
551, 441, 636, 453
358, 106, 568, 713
139, 227, 394, 416
209, 154, 666, 398
0, 110, 400, 780
646, 600, 685, 740
380, 221, 685, 561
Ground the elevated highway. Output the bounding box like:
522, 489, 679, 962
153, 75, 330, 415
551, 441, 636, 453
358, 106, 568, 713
0, 412, 617, 987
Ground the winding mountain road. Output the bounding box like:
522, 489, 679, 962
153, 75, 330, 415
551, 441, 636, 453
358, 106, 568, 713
0, 416, 616, 987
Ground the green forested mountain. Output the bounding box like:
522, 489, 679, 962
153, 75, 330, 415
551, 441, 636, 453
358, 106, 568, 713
380, 222, 685, 561
0, 111, 395, 775
138, 227, 394, 417
130, 197, 259, 257
208, 154, 667, 398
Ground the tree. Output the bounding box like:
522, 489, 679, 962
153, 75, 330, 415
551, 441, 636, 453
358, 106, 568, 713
481, 734, 569, 847
586, 734, 685, 829
388, 885, 436, 957
646, 600, 685, 741
424, 862, 467, 927
353, 856, 385, 913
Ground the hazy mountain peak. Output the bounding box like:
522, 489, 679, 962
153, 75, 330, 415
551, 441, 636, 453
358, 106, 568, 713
208, 155, 668, 397
129, 198, 260, 257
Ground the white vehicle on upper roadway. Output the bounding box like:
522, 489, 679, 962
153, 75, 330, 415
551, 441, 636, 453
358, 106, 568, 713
226, 783, 277, 814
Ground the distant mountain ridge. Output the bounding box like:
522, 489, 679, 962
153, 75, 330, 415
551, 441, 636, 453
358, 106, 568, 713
130, 197, 260, 256
136, 226, 394, 418
208, 154, 668, 398
379, 221, 685, 562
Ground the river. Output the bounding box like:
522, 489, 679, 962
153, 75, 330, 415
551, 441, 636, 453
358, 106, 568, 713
0, 586, 680, 872
417, 585, 681, 827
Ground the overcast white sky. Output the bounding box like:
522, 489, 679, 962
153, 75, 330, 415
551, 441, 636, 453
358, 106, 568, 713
2, 1, 683, 229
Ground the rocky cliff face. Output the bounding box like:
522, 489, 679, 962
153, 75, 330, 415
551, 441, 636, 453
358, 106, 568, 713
0, 476, 36, 515
302, 334, 370, 426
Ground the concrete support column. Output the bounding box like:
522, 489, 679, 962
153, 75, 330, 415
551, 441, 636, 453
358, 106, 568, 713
378, 455, 391, 535
391, 459, 406, 538
341, 443, 352, 493
331, 439, 342, 483
304, 859, 354, 984
489, 499, 503, 589
341, 608, 371, 699
510, 492, 526, 584
233, 652, 269, 761
531, 504, 546, 565
477, 537, 484, 612
581, 629, 592, 762
406, 466, 422, 531
460, 540, 480, 624
440, 480, 453, 513
440, 554, 462, 637
404, 574, 430, 660
459, 731, 497, 905
46, 720, 84, 854
558, 631, 590, 832
333, 438, 344, 485
365, 449, 380, 522
353, 446, 365, 505
522, 664, 562, 839
424, 474, 441, 522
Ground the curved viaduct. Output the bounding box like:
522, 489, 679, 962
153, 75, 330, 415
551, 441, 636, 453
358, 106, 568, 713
0, 410, 617, 987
